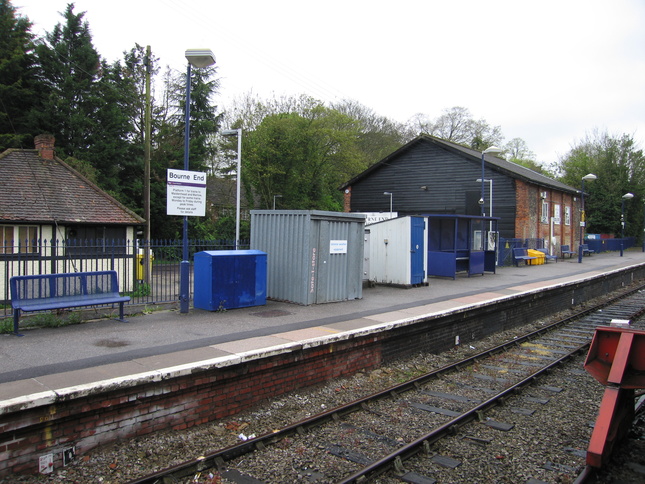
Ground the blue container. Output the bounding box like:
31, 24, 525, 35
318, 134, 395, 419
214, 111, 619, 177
193, 250, 267, 311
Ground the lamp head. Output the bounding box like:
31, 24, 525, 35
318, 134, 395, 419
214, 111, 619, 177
478, 198, 485, 205
221, 129, 240, 137
185, 49, 216, 68
582, 173, 597, 182
483, 146, 502, 155
623, 192, 634, 200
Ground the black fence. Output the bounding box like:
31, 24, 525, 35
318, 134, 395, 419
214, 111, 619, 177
1, 238, 249, 319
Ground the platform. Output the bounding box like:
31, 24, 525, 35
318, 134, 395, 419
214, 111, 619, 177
2, 250, 645, 405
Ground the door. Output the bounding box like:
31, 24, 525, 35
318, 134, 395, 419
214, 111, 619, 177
410, 217, 425, 284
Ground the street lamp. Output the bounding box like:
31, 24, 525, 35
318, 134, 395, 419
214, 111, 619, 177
384, 192, 393, 219
578, 173, 597, 263
180, 49, 216, 314
480, 146, 502, 216
222, 129, 242, 250
273, 194, 282, 210
476, 178, 493, 231
620, 192, 634, 257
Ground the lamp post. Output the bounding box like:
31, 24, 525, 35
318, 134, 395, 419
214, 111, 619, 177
273, 194, 282, 210
180, 49, 216, 314
480, 147, 502, 216
578, 173, 597, 263
620, 192, 634, 257
476, 178, 493, 233
383, 192, 393, 219
222, 129, 242, 250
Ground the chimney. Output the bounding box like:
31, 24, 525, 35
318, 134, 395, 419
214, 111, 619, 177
34, 134, 55, 160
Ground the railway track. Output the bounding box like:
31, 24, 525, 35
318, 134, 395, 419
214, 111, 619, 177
128, 285, 645, 484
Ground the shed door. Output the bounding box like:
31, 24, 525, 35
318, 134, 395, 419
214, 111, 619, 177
410, 217, 425, 284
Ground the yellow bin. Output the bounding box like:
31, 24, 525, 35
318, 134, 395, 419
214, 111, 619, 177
527, 249, 545, 265
136, 253, 154, 280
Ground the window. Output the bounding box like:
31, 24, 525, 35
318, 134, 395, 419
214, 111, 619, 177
0, 225, 38, 254
66, 225, 127, 256
540, 201, 549, 223
564, 206, 571, 225
553, 204, 561, 225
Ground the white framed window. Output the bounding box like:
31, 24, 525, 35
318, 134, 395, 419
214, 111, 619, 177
0, 225, 38, 254
553, 204, 561, 225
540, 201, 549, 223
564, 206, 571, 225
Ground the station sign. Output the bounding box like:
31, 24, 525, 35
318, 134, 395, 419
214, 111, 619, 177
167, 169, 207, 216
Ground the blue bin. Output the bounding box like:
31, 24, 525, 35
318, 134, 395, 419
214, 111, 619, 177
193, 250, 267, 311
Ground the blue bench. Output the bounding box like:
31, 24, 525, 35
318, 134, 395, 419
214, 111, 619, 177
537, 248, 558, 263
561, 245, 576, 258
10, 271, 130, 336
581, 244, 595, 256
513, 248, 537, 266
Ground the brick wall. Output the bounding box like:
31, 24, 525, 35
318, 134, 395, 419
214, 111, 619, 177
514, 180, 580, 250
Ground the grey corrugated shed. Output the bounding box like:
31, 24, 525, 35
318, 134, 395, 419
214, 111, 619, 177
250, 210, 365, 305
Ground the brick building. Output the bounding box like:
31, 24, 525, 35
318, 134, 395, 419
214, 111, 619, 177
340, 135, 581, 253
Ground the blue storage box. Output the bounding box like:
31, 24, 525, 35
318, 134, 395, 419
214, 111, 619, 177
193, 250, 267, 311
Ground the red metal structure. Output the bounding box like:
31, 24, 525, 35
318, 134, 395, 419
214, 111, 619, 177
584, 326, 645, 467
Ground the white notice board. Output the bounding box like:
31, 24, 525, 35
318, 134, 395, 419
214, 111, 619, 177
167, 169, 207, 216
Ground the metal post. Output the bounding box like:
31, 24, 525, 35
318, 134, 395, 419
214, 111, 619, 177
180, 62, 191, 313
579, 178, 585, 263
620, 198, 625, 257
235, 129, 241, 250
480, 152, 485, 216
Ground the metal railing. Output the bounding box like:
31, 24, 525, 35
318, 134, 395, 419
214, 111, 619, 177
1, 238, 248, 319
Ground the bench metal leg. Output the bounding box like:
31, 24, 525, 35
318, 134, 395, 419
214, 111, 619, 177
13, 310, 24, 337
116, 302, 128, 323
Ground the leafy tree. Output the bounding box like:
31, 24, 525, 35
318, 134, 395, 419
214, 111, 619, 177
32, 4, 101, 157
557, 130, 645, 236
242, 103, 362, 210
0, 0, 40, 150
149, 63, 223, 239
331, 99, 411, 166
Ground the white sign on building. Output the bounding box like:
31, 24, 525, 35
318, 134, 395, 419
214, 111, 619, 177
166, 169, 207, 216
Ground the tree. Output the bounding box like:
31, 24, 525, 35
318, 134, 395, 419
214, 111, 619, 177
410, 106, 504, 150
32, 4, 101, 157
331, 99, 411, 166
0, 0, 39, 150
242, 103, 362, 211
149, 63, 223, 239
557, 130, 645, 236
504, 137, 553, 176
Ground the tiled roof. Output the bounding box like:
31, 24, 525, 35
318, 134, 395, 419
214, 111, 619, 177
0, 149, 144, 225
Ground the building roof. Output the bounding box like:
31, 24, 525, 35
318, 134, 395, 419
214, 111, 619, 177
341, 135, 579, 195
0, 148, 144, 225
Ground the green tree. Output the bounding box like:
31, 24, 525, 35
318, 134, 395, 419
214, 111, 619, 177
242, 103, 362, 211
557, 131, 645, 236
0, 0, 40, 150
32, 4, 101, 157
149, 63, 223, 240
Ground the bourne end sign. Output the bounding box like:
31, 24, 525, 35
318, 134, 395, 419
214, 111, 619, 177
167, 168, 207, 216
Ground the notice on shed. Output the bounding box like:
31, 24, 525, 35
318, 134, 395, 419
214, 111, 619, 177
330, 240, 348, 254
167, 169, 207, 216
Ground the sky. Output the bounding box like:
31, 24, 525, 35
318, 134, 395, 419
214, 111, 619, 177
11, 0, 645, 165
